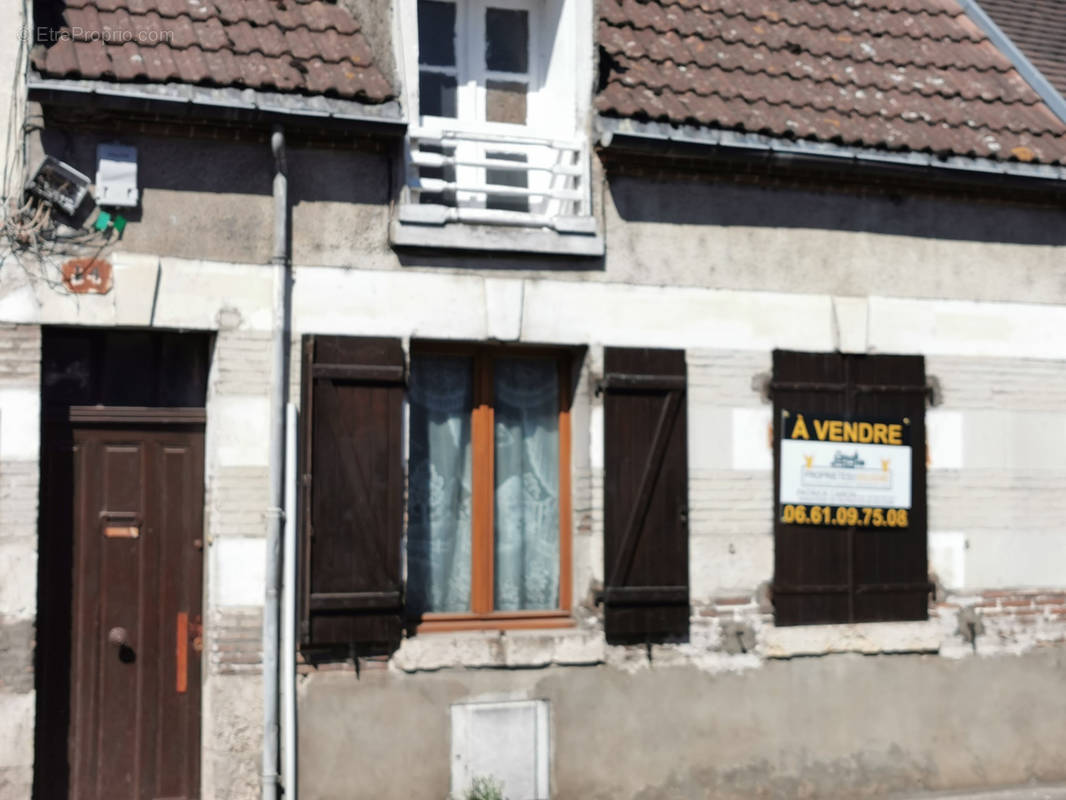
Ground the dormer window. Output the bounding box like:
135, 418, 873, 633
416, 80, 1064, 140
418, 0, 534, 127
393, 0, 601, 255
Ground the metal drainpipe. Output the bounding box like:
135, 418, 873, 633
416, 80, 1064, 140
262, 125, 289, 800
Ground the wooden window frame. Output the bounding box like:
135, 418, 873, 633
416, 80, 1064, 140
410, 341, 573, 632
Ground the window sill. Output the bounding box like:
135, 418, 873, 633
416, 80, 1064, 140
390, 213, 605, 257
760, 620, 941, 658
392, 624, 605, 672
416, 611, 575, 633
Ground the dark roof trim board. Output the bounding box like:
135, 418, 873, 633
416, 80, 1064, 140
598, 115, 1066, 185
27, 74, 405, 134
962, 0, 1066, 123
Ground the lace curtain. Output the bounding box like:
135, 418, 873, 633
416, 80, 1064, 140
406, 354, 560, 615
406, 355, 473, 615
493, 358, 559, 611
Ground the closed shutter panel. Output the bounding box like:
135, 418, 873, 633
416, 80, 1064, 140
602, 347, 689, 643
300, 335, 405, 649
851, 354, 929, 622
772, 350, 928, 626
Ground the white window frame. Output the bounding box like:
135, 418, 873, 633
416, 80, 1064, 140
393, 0, 600, 253
419, 0, 542, 136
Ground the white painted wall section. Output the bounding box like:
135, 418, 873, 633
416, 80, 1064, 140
0, 389, 39, 461
731, 407, 772, 471
686, 403, 730, 470
869, 296, 1066, 360
929, 531, 966, 589
926, 410, 964, 470
833, 295, 868, 353
0, 542, 36, 618
964, 529, 1066, 589
208, 397, 271, 468
212, 537, 267, 608
484, 278, 524, 341
0, 692, 36, 769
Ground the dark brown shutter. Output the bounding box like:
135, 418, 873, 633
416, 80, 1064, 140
300, 335, 405, 649
772, 350, 929, 626
602, 347, 689, 643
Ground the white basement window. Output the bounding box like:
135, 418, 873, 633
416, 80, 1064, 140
393, 0, 601, 255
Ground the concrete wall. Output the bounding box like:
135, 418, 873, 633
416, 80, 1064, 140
300, 647, 1066, 800
22, 126, 1066, 305
4, 123, 1066, 798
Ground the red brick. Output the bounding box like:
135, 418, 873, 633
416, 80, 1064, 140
1001, 598, 1036, 608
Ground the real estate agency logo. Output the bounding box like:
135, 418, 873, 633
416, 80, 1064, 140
19, 26, 174, 43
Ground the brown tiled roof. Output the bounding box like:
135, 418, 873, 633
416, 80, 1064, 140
31, 0, 393, 102
596, 0, 1066, 164
979, 0, 1066, 99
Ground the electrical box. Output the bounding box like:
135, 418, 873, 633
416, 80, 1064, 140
27, 156, 91, 215
95, 144, 139, 207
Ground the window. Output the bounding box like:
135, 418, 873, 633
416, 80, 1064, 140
298, 336, 574, 649
411, 0, 550, 215
394, 0, 599, 251
406, 343, 573, 630
417, 0, 535, 129
771, 350, 929, 627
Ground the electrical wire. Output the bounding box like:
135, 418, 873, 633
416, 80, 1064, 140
0, 0, 117, 298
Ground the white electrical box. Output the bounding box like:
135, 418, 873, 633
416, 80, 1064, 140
95, 144, 139, 207
451, 700, 550, 800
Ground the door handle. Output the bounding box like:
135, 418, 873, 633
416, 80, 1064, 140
108, 627, 135, 663
176, 612, 188, 693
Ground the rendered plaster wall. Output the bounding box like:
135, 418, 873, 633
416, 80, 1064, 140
0, 325, 40, 800
23, 129, 1066, 307
299, 646, 1066, 800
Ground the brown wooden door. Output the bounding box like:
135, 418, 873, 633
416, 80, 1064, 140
69, 424, 204, 800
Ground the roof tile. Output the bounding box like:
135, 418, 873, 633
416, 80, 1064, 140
980, 0, 1066, 99
110, 41, 145, 79
33, 0, 393, 102
141, 41, 180, 80
598, 0, 1066, 164
73, 38, 112, 76
252, 23, 288, 57
170, 43, 210, 81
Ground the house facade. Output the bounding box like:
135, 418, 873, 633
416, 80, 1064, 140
2, 0, 1066, 799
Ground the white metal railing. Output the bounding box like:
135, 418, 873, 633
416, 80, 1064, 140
400, 126, 594, 232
